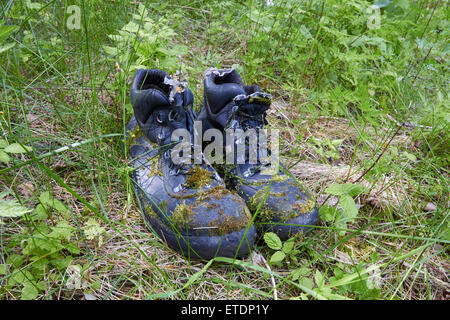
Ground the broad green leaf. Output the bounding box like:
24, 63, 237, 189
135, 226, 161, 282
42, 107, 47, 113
122, 21, 140, 33
325, 183, 365, 197
30, 204, 48, 221
339, 194, 359, 223
324, 183, 346, 196
0, 150, 10, 164
6, 254, 23, 268
282, 239, 295, 254
0, 198, 31, 218
0, 139, 8, 148
102, 45, 119, 56
39, 191, 69, 215
291, 267, 311, 281
82, 218, 105, 240
335, 215, 348, 236
3, 143, 32, 154
21, 283, 39, 300
299, 277, 314, 290
11, 270, 33, 285
344, 183, 366, 197
49, 220, 74, 241
0, 264, 6, 275
270, 251, 286, 264
319, 204, 337, 222
264, 232, 282, 250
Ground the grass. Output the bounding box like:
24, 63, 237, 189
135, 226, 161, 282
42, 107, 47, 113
0, 0, 448, 300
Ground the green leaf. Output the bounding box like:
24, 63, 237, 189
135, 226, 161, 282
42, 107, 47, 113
39, 191, 69, 215
299, 277, 314, 290
0, 264, 6, 275
339, 194, 359, 223
270, 251, 286, 264
291, 267, 312, 281
49, 220, 74, 241
403, 151, 417, 162
21, 282, 39, 300
30, 204, 48, 221
0, 42, 15, 54
331, 139, 344, 146
264, 232, 282, 250
314, 270, 325, 288
0, 197, 31, 218
325, 183, 365, 197
102, 45, 119, 56
82, 218, 106, 246
319, 204, 337, 222
324, 183, 346, 196
6, 254, 24, 268
3, 143, 32, 154
0, 150, 10, 164
282, 239, 295, 254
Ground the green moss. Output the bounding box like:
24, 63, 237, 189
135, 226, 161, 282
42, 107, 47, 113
143, 203, 158, 219
243, 206, 252, 219
247, 189, 265, 212
171, 201, 195, 227
209, 213, 251, 235
247, 190, 275, 222
184, 166, 212, 189
196, 185, 230, 202
292, 198, 316, 215
158, 200, 168, 213
271, 174, 290, 183
247, 189, 286, 210
146, 157, 162, 177
125, 125, 143, 150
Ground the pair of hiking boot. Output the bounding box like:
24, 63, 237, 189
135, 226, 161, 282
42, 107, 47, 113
126, 68, 318, 260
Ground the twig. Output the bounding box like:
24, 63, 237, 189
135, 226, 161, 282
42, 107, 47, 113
386, 114, 432, 130
251, 251, 278, 300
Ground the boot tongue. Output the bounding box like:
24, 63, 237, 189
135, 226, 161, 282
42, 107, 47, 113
164, 77, 188, 107
233, 92, 272, 117
236, 102, 270, 116
204, 68, 246, 113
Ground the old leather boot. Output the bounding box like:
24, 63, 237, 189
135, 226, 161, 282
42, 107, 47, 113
197, 68, 318, 240
126, 69, 256, 260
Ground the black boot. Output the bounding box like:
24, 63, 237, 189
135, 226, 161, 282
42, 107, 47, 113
197, 68, 318, 240
126, 69, 256, 260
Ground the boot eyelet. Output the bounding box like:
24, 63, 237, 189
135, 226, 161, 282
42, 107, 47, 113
156, 113, 164, 124
168, 110, 177, 121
